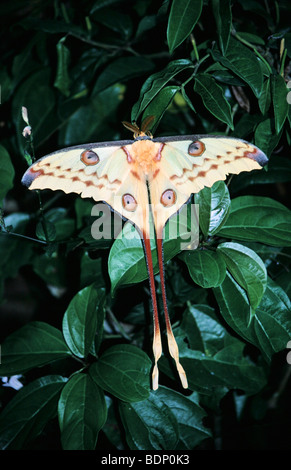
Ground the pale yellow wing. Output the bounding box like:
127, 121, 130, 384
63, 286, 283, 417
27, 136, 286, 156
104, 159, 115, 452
149, 136, 268, 231
22, 141, 150, 235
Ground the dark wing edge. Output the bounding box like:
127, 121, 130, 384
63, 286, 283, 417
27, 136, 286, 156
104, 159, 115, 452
154, 135, 269, 167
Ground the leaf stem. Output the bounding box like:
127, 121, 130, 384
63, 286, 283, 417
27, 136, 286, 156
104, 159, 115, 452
190, 34, 200, 62
22, 112, 50, 243
280, 48, 287, 77
0, 230, 47, 245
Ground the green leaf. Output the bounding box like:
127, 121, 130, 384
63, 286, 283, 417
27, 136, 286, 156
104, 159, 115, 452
213, 273, 291, 360
0, 375, 67, 450
255, 279, 291, 358
92, 56, 154, 95
194, 181, 230, 236
59, 84, 124, 145
12, 68, 56, 152
167, 0, 203, 54
160, 309, 266, 396
35, 220, 56, 242
217, 242, 267, 310
212, 0, 232, 54
194, 73, 233, 128
182, 305, 267, 393
0, 145, 15, 206
136, 15, 158, 37
211, 37, 263, 97
108, 223, 148, 293
181, 339, 267, 395
119, 392, 178, 450
80, 253, 106, 290
141, 85, 180, 134
90, 344, 151, 402
54, 37, 71, 96
0, 213, 33, 279
254, 117, 282, 156
58, 373, 107, 450
180, 304, 226, 353
37, 207, 75, 242
0, 322, 71, 376
236, 32, 265, 46
131, 59, 194, 122
217, 196, 291, 246
119, 386, 211, 450
258, 78, 271, 114
62, 285, 106, 358
151, 387, 211, 449
271, 73, 289, 134
180, 249, 226, 288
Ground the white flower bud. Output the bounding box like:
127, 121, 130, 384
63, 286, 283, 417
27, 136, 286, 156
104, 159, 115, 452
22, 125, 32, 137
22, 106, 29, 124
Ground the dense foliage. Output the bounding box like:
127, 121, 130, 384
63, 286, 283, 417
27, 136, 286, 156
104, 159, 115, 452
0, 0, 291, 450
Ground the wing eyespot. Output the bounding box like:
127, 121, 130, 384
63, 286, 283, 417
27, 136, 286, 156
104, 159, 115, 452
122, 194, 137, 212
80, 150, 100, 166
188, 141, 205, 157
161, 189, 177, 207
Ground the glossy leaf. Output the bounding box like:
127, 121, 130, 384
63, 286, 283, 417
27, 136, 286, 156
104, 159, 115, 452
217, 242, 267, 310
194, 73, 233, 128
180, 304, 227, 354
167, 0, 203, 54
59, 84, 124, 145
119, 386, 211, 450
258, 78, 271, 115
214, 273, 291, 360
217, 196, 291, 246
160, 307, 267, 396
119, 393, 178, 450
181, 249, 226, 288
211, 38, 263, 97
0, 322, 71, 376
62, 285, 106, 358
254, 117, 282, 156
54, 37, 71, 96
0, 375, 67, 450
141, 85, 180, 134
194, 181, 230, 236
58, 373, 107, 450
271, 73, 288, 134
92, 56, 154, 95
90, 344, 151, 402
212, 0, 232, 54
131, 59, 194, 121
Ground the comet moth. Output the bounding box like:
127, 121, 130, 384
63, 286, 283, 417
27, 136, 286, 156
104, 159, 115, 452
22, 117, 268, 390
